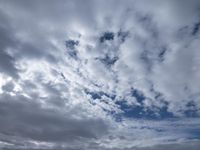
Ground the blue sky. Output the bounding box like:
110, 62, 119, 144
0, 0, 200, 149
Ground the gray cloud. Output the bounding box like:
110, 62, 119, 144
134, 141, 200, 150
0, 0, 200, 149
0, 92, 109, 149
0, 50, 19, 78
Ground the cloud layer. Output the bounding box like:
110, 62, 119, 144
0, 0, 200, 149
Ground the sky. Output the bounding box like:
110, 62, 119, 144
0, 0, 200, 149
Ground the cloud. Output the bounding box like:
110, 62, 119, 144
0, 0, 200, 149
133, 141, 200, 150
0, 92, 109, 149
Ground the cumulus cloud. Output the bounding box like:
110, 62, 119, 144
0, 0, 200, 149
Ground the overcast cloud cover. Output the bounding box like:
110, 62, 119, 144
0, 0, 200, 149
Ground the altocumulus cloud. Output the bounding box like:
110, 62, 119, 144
0, 0, 200, 149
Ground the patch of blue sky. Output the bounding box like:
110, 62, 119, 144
115, 101, 175, 121
100, 32, 114, 43
85, 90, 116, 100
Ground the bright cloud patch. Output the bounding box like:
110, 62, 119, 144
0, 0, 200, 149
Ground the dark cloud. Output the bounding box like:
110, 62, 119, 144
0, 51, 19, 78
0, 93, 109, 147
0, 12, 19, 78
1, 81, 14, 92
117, 30, 129, 43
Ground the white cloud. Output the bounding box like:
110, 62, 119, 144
0, 0, 200, 149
